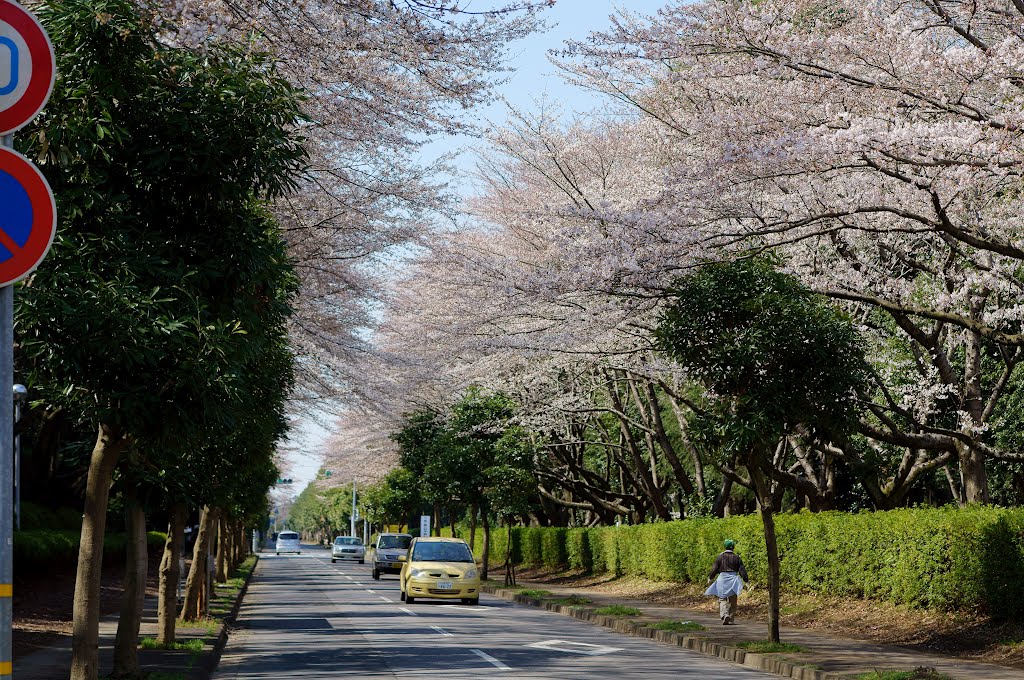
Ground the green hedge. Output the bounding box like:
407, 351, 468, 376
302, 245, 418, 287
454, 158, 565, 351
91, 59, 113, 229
14, 529, 168, 572
463, 507, 1024, 617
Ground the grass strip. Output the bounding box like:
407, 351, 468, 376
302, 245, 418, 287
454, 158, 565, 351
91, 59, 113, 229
516, 588, 553, 598
736, 641, 806, 654
594, 605, 642, 617
139, 637, 203, 652
650, 619, 706, 632
855, 668, 953, 680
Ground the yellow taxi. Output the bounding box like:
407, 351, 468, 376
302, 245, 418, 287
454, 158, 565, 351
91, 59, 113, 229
399, 537, 481, 605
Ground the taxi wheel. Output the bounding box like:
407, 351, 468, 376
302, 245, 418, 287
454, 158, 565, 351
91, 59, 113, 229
359, 559, 364, 564
372, 570, 380, 580
406, 595, 416, 604
461, 598, 479, 606
400, 589, 406, 602
331, 558, 336, 563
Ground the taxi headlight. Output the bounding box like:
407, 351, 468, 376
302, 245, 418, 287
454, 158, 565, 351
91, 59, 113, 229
464, 569, 478, 580
409, 568, 425, 578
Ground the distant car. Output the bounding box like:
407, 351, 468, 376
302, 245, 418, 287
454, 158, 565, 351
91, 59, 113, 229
399, 537, 480, 605
331, 536, 365, 564
372, 532, 413, 580
275, 531, 301, 555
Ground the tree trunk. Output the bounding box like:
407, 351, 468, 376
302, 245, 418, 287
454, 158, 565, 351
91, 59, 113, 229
157, 504, 186, 645
432, 502, 440, 537
71, 423, 127, 680
750, 465, 781, 644
959, 443, 989, 504
448, 506, 457, 539
468, 504, 477, 552
112, 488, 147, 678
480, 512, 491, 581
216, 514, 229, 583
181, 506, 214, 621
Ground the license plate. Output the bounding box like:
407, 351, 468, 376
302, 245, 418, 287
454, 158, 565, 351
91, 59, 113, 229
436, 581, 453, 590
390, 562, 401, 568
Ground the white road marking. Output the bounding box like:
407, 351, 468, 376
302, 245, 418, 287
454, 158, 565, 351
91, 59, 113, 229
440, 605, 491, 612
527, 639, 623, 656
471, 649, 510, 670
379, 596, 392, 602
399, 607, 417, 616
366, 589, 376, 593
431, 626, 454, 637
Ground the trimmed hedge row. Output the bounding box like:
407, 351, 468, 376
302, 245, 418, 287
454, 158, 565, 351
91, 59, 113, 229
462, 507, 1024, 617
14, 529, 167, 572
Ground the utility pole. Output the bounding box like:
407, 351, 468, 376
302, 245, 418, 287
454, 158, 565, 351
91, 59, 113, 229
350, 478, 357, 537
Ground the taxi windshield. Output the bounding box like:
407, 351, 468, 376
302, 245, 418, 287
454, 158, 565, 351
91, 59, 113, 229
412, 542, 474, 563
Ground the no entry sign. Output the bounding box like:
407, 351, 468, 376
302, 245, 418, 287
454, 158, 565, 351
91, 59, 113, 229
0, 0, 55, 135
0, 146, 55, 285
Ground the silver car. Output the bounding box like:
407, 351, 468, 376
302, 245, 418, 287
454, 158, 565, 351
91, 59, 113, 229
331, 536, 365, 563
372, 533, 412, 580
275, 531, 301, 555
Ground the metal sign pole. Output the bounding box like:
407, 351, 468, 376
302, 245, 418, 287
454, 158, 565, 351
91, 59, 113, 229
0, 128, 14, 680
350, 478, 356, 538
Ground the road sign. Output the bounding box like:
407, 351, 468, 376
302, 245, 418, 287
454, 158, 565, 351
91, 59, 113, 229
420, 515, 431, 538
0, 146, 54, 286
0, 0, 55, 135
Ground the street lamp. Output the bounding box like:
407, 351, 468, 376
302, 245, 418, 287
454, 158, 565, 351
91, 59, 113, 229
12, 385, 26, 531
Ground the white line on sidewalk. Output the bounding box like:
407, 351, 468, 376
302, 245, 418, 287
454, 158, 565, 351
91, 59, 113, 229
399, 607, 417, 616
431, 626, 454, 637
470, 649, 510, 671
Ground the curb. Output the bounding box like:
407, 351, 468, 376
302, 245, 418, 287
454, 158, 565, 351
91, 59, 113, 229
197, 553, 260, 680
482, 584, 844, 680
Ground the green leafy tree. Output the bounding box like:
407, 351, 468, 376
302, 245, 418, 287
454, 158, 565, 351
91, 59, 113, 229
16, 2, 306, 677
655, 257, 868, 643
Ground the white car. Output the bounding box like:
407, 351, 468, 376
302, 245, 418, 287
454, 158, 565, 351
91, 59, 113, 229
331, 536, 365, 563
275, 531, 301, 555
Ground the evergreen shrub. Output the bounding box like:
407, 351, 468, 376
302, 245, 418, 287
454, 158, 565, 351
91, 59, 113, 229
472, 507, 1024, 615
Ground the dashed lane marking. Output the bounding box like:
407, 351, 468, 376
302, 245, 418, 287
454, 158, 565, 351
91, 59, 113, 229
379, 596, 392, 602
399, 607, 417, 616
470, 649, 510, 671
431, 626, 454, 637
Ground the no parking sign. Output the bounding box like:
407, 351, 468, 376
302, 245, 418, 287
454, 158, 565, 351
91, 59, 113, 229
0, 0, 55, 136
0, 146, 55, 285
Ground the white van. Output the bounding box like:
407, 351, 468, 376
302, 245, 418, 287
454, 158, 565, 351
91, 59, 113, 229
275, 531, 301, 555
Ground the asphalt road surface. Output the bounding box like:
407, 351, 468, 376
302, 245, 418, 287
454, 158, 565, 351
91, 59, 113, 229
212, 543, 780, 680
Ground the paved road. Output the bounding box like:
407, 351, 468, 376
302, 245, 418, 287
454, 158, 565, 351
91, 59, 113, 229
213, 543, 780, 680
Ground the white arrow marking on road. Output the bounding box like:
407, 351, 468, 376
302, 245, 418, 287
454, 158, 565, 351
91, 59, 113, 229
431, 626, 454, 637
527, 639, 623, 656
471, 649, 510, 670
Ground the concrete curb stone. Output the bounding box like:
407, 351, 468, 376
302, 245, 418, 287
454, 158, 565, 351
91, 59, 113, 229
482, 584, 845, 680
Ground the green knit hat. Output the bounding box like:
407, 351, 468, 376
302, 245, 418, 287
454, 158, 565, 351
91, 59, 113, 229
724, 539, 736, 550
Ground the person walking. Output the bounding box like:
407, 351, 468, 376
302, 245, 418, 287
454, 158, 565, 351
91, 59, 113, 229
705, 539, 748, 625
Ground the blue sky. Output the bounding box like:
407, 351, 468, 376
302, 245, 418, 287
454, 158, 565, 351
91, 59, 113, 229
420, 0, 668, 197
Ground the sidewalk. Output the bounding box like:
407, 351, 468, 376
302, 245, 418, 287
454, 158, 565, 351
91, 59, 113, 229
482, 578, 1024, 680
15, 556, 256, 680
